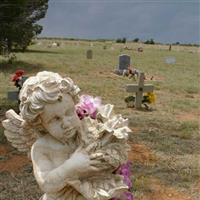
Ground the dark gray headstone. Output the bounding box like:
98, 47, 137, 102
86, 50, 93, 59
7, 91, 18, 101
7, 76, 28, 101
115, 54, 131, 75
119, 54, 130, 70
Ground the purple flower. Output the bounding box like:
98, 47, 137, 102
117, 161, 132, 178
124, 191, 134, 200
124, 176, 132, 188
112, 161, 133, 200
75, 95, 101, 120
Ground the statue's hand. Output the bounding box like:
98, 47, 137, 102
69, 146, 102, 174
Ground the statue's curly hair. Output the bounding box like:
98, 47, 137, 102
19, 71, 80, 122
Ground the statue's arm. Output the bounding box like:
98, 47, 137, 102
31, 144, 81, 193
31, 143, 100, 193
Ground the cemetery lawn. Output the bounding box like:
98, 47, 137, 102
0, 40, 199, 200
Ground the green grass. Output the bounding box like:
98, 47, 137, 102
0, 40, 199, 200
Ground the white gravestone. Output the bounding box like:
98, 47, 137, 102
126, 72, 154, 109
165, 56, 176, 64
2, 71, 131, 200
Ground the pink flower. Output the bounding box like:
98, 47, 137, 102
76, 95, 101, 120
112, 161, 133, 200
117, 161, 132, 188
124, 191, 134, 200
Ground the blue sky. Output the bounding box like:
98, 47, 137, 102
39, 0, 200, 44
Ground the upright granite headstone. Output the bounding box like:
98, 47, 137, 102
115, 54, 130, 75
86, 50, 93, 59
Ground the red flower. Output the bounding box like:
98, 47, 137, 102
11, 70, 25, 82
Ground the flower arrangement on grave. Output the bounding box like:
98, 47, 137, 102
76, 95, 134, 200
11, 69, 25, 90
125, 92, 156, 109
142, 92, 156, 104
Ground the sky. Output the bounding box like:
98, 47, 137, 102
39, 0, 200, 44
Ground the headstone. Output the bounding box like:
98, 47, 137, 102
165, 57, 176, 64
86, 49, 93, 59
7, 91, 18, 101
8, 76, 28, 101
1, 40, 9, 57
115, 54, 130, 75
126, 72, 154, 109
52, 42, 59, 47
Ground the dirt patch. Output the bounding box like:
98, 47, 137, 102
0, 155, 30, 172
128, 143, 157, 164
194, 181, 200, 192
143, 178, 192, 200
176, 113, 199, 121
0, 144, 8, 155
145, 74, 165, 81
0, 144, 30, 173
130, 127, 141, 134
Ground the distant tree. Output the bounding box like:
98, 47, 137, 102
116, 37, 126, 43
122, 37, 126, 43
133, 38, 139, 42
144, 38, 155, 45
116, 38, 122, 43
0, 0, 49, 54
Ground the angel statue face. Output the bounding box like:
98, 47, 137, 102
18, 71, 81, 141
40, 93, 81, 142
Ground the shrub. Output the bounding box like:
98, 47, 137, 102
133, 38, 139, 42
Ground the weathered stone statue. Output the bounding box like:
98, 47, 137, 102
2, 71, 132, 200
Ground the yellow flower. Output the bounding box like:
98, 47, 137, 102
147, 92, 156, 104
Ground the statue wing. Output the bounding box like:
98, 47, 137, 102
2, 109, 37, 153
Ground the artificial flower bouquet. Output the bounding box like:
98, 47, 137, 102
125, 92, 156, 110
76, 95, 134, 200
11, 69, 27, 90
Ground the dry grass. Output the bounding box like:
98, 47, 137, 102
0, 40, 199, 200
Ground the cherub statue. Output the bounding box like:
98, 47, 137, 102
2, 71, 132, 200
